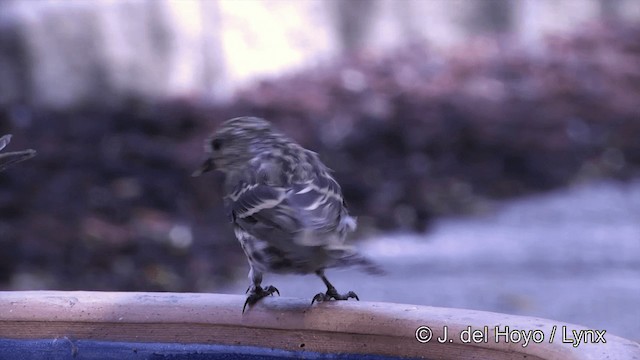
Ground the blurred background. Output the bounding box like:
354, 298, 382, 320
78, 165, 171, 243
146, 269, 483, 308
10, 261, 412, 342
1, 0, 639, 341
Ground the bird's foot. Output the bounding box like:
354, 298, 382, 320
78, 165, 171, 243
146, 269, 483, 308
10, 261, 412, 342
311, 287, 359, 305
243, 285, 280, 313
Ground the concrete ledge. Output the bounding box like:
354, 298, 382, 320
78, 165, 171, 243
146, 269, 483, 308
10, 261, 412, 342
0, 291, 638, 360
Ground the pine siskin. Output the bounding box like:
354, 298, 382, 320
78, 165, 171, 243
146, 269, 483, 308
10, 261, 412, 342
193, 117, 381, 312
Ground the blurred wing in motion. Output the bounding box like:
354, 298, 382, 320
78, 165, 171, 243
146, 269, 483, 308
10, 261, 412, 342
0, 134, 11, 151
0, 134, 37, 173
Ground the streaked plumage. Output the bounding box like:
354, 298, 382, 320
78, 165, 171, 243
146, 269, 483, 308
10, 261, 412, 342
193, 117, 381, 311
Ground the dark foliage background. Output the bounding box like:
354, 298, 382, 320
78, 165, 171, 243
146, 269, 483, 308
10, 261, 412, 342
1, 23, 639, 291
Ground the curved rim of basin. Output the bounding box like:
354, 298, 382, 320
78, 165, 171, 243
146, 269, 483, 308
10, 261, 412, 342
0, 291, 638, 360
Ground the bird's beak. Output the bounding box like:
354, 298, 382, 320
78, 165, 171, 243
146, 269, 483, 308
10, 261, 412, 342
192, 158, 215, 177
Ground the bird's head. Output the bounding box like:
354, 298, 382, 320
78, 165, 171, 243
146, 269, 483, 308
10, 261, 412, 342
192, 117, 275, 176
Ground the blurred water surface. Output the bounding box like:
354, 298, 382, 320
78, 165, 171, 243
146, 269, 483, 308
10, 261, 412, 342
222, 180, 640, 340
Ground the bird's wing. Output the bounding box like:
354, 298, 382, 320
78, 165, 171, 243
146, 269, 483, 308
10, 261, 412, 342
0, 134, 11, 151
225, 170, 355, 250
0, 134, 37, 173
286, 171, 356, 245
226, 182, 300, 233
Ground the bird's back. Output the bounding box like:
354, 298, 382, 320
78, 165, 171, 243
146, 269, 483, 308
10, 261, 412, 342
224, 145, 359, 274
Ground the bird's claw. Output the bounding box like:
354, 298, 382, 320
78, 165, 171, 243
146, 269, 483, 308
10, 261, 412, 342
242, 285, 280, 313
311, 288, 359, 305
265, 285, 280, 296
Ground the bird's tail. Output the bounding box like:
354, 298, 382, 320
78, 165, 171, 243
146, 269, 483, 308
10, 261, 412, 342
327, 247, 385, 275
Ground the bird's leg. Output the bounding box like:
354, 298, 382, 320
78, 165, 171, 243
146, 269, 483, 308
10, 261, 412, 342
243, 268, 279, 313
311, 270, 359, 304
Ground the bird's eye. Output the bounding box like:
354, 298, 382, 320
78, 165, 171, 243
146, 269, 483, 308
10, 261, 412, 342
211, 139, 223, 151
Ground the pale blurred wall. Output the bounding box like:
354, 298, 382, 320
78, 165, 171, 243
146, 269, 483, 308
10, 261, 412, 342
0, 0, 639, 109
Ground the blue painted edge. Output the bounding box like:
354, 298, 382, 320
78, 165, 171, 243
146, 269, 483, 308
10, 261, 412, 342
0, 338, 422, 360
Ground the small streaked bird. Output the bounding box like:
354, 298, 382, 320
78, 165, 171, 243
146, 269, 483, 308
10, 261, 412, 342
0, 134, 36, 173
193, 117, 381, 312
